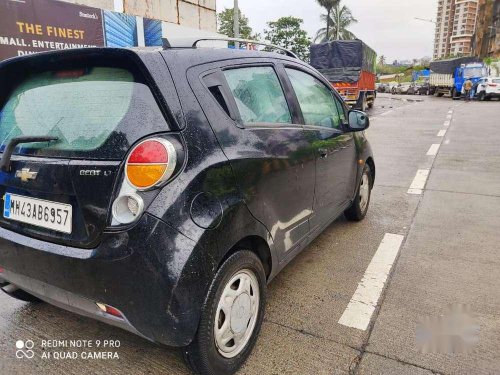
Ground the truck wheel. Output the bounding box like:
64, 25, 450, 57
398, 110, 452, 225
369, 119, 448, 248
451, 88, 458, 100
360, 95, 367, 111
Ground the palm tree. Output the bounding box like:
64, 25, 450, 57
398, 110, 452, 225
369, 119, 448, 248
316, 0, 338, 40
314, 1, 357, 42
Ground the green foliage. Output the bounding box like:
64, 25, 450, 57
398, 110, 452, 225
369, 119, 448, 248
264, 17, 311, 61
217, 7, 256, 40
314, 1, 357, 42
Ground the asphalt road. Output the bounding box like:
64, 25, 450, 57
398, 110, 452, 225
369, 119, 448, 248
1, 93, 499, 375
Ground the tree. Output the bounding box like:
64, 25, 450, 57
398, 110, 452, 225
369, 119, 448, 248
316, 0, 338, 41
378, 55, 386, 66
264, 16, 311, 61
314, 1, 357, 42
217, 7, 255, 40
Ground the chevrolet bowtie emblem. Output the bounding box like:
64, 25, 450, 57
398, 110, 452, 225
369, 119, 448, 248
15, 168, 38, 182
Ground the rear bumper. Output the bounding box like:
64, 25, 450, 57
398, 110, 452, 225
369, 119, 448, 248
0, 213, 203, 347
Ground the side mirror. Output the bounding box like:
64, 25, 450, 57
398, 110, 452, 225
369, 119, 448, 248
347, 110, 369, 131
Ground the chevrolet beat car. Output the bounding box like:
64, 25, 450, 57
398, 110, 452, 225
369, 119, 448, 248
0, 43, 374, 375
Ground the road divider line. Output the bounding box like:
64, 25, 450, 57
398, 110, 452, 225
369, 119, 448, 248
444, 120, 450, 127
381, 110, 393, 116
448, 110, 453, 114
407, 169, 430, 195
426, 144, 440, 156
446, 114, 452, 119
338, 233, 405, 331
437, 130, 446, 137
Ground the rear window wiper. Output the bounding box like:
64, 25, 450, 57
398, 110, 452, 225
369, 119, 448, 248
0, 136, 59, 172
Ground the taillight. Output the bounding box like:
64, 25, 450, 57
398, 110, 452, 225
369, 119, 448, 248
488, 83, 497, 87
125, 138, 177, 190
112, 138, 177, 225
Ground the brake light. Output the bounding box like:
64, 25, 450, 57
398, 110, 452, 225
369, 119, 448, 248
0, 266, 4, 273
488, 83, 497, 87
125, 139, 177, 190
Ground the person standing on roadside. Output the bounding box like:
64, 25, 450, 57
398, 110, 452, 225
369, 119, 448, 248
463, 79, 473, 101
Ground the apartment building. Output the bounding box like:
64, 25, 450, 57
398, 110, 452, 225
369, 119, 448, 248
433, 0, 480, 59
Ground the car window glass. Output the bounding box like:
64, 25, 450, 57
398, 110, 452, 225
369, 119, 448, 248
285, 68, 341, 129
223, 67, 291, 124
333, 95, 347, 124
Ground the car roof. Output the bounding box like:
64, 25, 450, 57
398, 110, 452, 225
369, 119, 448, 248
155, 46, 302, 66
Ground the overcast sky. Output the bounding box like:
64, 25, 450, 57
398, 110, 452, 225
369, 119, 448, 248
216, 0, 438, 61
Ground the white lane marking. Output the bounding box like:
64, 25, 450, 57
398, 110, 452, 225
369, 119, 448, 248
437, 130, 447, 137
407, 169, 430, 195
444, 139, 450, 145
446, 114, 452, 119
444, 120, 450, 127
381, 110, 393, 116
426, 144, 440, 156
448, 110, 453, 114
338, 233, 405, 331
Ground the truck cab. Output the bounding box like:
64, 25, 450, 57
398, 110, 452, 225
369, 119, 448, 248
455, 63, 488, 96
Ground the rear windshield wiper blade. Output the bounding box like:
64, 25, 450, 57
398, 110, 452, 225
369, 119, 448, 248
0, 136, 59, 172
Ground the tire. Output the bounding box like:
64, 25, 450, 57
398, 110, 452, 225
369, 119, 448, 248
345, 164, 372, 221
478, 91, 486, 101
451, 88, 458, 100
360, 94, 367, 111
367, 101, 374, 109
183, 251, 267, 375
1, 284, 41, 302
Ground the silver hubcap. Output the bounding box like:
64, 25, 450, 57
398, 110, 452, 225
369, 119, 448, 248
214, 269, 259, 358
359, 171, 370, 212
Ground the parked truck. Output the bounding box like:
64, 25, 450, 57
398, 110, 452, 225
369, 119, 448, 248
429, 57, 487, 99
310, 40, 377, 110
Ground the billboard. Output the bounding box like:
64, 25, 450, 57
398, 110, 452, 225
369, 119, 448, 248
0, 0, 165, 62
0, 0, 105, 61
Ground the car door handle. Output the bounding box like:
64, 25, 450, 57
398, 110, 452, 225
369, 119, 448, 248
318, 148, 328, 158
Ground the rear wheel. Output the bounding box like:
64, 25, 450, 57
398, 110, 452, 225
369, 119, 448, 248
345, 164, 372, 221
1, 284, 41, 303
360, 94, 367, 111
183, 251, 266, 375
478, 91, 486, 101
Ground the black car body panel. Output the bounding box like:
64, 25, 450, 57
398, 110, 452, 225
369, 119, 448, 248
0, 47, 374, 347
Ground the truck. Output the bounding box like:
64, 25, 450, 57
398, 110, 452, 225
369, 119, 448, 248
310, 40, 377, 111
429, 57, 487, 99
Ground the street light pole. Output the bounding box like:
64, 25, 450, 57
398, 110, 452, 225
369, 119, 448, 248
233, 0, 240, 49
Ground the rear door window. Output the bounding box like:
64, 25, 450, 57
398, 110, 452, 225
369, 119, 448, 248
223, 66, 292, 125
0, 67, 169, 159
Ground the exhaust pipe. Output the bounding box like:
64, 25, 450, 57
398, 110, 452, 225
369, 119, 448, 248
1, 283, 19, 293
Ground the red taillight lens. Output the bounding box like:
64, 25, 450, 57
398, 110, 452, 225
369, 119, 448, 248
125, 138, 177, 190
0, 266, 4, 273
96, 303, 124, 319
488, 83, 497, 87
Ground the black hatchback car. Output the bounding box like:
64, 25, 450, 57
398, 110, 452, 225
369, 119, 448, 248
0, 42, 374, 374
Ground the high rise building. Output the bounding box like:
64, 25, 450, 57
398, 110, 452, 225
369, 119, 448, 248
433, 0, 480, 59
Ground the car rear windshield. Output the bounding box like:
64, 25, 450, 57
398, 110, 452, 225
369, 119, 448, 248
0, 66, 169, 160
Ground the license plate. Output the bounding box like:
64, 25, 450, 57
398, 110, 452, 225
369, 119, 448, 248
3, 193, 72, 234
